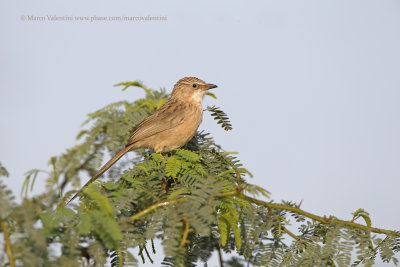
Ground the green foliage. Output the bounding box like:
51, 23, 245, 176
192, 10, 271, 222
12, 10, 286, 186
0, 163, 15, 220
352, 208, 372, 228
206, 105, 233, 131
0, 81, 399, 267
0, 162, 9, 178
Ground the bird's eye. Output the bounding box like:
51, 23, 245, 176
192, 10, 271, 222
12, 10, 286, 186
192, 84, 197, 88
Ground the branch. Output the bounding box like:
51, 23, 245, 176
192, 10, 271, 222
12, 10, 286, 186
237, 194, 400, 238
0, 219, 16, 267
179, 217, 193, 248
282, 226, 300, 241
130, 190, 400, 238
217, 244, 224, 267
130, 197, 188, 220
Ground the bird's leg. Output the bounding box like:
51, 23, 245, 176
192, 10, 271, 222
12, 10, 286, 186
162, 178, 168, 192
162, 178, 174, 193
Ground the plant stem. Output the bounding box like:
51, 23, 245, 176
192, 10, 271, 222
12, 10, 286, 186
217, 244, 224, 267
282, 226, 299, 241
130, 197, 187, 220
179, 217, 192, 248
0, 219, 16, 267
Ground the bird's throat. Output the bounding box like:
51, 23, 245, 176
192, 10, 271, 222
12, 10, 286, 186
190, 90, 206, 104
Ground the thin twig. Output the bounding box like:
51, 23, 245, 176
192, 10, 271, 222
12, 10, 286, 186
179, 217, 192, 248
282, 226, 300, 241
0, 219, 16, 267
265, 207, 271, 220
144, 246, 153, 264
130, 197, 187, 220
217, 244, 224, 267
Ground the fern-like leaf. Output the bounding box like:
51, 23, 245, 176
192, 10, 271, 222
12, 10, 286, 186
165, 156, 181, 178
206, 105, 233, 131
0, 162, 9, 177
175, 149, 201, 163
218, 216, 230, 247
114, 80, 152, 94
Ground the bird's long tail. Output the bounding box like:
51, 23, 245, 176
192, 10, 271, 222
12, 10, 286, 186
66, 145, 133, 205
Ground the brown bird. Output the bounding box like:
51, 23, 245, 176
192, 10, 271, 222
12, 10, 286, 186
67, 77, 217, 204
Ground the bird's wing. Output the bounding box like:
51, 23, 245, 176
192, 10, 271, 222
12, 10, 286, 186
127, 98, 187, 146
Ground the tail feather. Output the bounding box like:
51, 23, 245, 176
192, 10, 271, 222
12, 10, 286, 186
66, 145, 133, 205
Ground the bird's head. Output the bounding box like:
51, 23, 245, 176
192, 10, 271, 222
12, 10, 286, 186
171, 77, 217, 104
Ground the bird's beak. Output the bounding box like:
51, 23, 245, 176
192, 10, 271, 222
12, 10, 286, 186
206, 84, 218, 90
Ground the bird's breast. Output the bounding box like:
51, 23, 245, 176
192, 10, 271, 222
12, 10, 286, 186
180, 103, 203, 136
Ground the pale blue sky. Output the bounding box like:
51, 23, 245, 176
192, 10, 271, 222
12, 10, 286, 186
1, 0, 399, 266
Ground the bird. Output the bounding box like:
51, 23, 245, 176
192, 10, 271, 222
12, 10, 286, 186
67, 77, 217, 204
